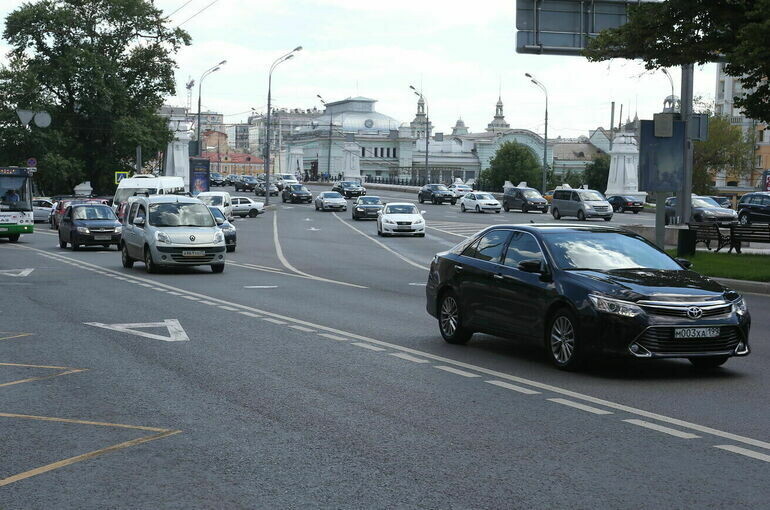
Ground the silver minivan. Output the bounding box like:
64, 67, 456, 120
551, 189, 613, 221
120, 195, 227, 273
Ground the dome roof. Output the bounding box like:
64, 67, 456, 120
455, 118, 466, 127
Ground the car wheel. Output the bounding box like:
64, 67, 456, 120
211, 263, 225, 273
460, 203, 466, 212
521, 204, 528, 213
451, 199, 456, 205
432, 197, 437, 205
438, 291, 472, 345
282, 196, 286, 203
689, 356, 729, 369
603, 217, 612, 222
102, 244, 110, 249
59, 237, 67, 249
547, 309, 584, 370
417, 233, 425, 237
418, 195, 424, 204
577, 210, 586, 221
552, 208, 560, 220
503, 203, 510, 212
377, 223, 382, 236
541, 208, 548, 214
475, 205, 481, 213
121, 243, 134, 268
226, 245, 235, 253
315, 203, 319, 210
144, 247, 156, 274
633, 210, 639, 214
618, 206, 624, 214
70, 234, 79, 251
739, 213, 750, 225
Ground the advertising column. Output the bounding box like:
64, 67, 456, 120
189, 157, 211, 196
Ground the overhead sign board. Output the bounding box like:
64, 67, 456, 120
516, 0, 654, 55
114, 171, 129, 184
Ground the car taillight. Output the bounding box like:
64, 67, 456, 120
627, 202, 633, 206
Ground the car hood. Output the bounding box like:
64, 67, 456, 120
76, 219, 121, 228
158, 227, 221, 245
383, 213, 422, 222
566, 268, 727, 301
696, 206, 736, 216
432, 190, 453, 195
290, 190, 311, 195
526, 197, 547, 204
357, 204, 382, 209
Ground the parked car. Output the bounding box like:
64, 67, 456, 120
58, 203, 122, 250
225, 174, 241, 186
448, 183, 473, 198
426, 224, 751, 370
209, 206, 236, 252
282, 184, 313, 203
234, 175, 258, 192
32, 198, 53, 222
708, 196, 733, 209
737, 192, 770, 224
120, 195, 226, 273
332, 181, 366, 198
314, 191, 347, 211
231, 196, 264, 217
351, 196, 384, 220
197, 191, 233, 219
665, 196, 738, 224
551, 188, 613, 221
255, 182, 279, 196
209, 172, 226, 187
418, 184, 456, 205
503, 187, 548, 213
460, 192, 501, 213
607, 195, 644, 214
377, 202, 425, 237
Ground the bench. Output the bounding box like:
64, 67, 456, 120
729, 224, 770, 254
688, 223, 730, 252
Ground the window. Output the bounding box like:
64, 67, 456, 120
134, 205, 146, 226
386, 148, 391, 157
464, 230, 510, 263
362, 147, 366, 158
761, 196, 770, 206
393, 148, 397, 158
466, 194, 475, 200
503, 232, 544, 268
128, 203, 140, 224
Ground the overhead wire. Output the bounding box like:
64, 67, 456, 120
177, 0, 221, 27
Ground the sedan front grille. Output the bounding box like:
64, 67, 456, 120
396, 221, 411, 225
636, 326, 741, 354
90, 227, 115, 233
642, 303, 733, 319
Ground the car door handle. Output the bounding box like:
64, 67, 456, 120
454, 264, 463, 272
491, 273, 504, 280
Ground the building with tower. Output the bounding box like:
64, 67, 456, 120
409, 96, 433, 139
486, 97, 511, 132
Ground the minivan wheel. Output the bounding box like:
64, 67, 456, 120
438, 292, 472, 345
552, 208, 561, 220
547, 309, 584, 370
503, 203, 510, 212
521, 204, 528, 213
689, 356, 729, 369
577, 210, 586, 221
144, 247, 156, 274
121, 243, 134, 268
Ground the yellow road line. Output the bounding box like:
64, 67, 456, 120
0, 412, 172, 432
0, 362, 79, 370
0, 333, 33, 341
0, 369, 87, 388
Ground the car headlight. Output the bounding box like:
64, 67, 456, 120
114, 225, 122, 234
413, 218, 423, 224
155, 231, 172, 244
384, 218, 396, 224
733, 297, 748, 316
76, 226, 90, 234
584, 204, 594, 210
703, 210, 715, 216
214, 231, 224, 244
356, 208, 364, 212
588, 294, 643, 317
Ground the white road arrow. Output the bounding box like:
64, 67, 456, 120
85, 319, 190, 342
0, 269, 34, 278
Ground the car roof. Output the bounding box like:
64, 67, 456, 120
475, 223, 634, 236
384, 202, 416, 207
129, 195, 202, 204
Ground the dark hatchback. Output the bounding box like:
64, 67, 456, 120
235, 175, 258, 192
351, 195, 384, 220
503, 187, 549, 213
607, 195, 644, 214
419, 184, 456, 205
426, 224, 750, 370
282, 184, 313, 203
210, 172, 226, 187
255, 182, 279, 196
332, 181, 366, 198
58, 203, 122, 250
209, 206, 236, 252
737, 192, 770, 224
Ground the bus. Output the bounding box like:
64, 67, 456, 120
0, 166, 35, 242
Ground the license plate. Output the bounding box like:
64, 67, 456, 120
182, 250, 205, 257
396, 228, 412, 232
0, 227, 7, 232
674, 327, 720, 339
94, 235, 111, 241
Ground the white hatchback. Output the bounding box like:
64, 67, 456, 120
376, 202, 426, 237
231, 196, 264, 217
460, 192, 501, 213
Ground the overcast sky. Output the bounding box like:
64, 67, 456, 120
2, 0, 716, 138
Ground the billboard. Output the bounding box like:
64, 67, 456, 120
639, 119, 685, 193
189, 158, 210, 195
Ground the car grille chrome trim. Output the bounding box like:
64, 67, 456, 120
631, 325, 742, 355
641, 302, 733, 318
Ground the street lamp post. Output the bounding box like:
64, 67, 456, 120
196, 60, 227, 156
317, 95, 333, 181
525, 73, 548, 193
264, 46, 302, 205
410, 85, 429, 184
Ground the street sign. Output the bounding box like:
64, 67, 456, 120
689, 114, 709, 141
114, 171, 129, 184
16, 109, 34, 126
653, 114, 674, 138
26, 158, 37, 168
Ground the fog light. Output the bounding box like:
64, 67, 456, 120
161, 255, 167, 260
630, 344, 640, 353
218, 255, 223, 259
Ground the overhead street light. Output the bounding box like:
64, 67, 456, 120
196, 60, 227, 156
525, 72, 549, 193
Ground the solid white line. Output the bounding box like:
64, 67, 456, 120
262, 317, 286, 325
318, 333, 349, 342
435, 365, 481, 378
238, 311, 262, 318
182, 295, 200, 300
218, 305, 238, 311
389, 352, 429, 363
485, 380, 540, 395
623, 419, 700, 439
714, 445, 770, 463
198, 300, 218, 305
289, 325, 315, 333
243, 285, 278, 289
548, 398, 613, 415
351, 342, 386, 352
425, 226, 468, 238
331, 212, 429, 271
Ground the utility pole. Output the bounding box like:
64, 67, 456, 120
678, 63, 695, 224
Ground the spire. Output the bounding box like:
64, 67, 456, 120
487, 96, 510, 132
410, 95, 431, 138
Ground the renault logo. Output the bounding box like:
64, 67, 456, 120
189, 235, 196, 242
686, 306, 703, 319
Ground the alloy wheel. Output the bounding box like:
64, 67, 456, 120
550, 316, 575, 364
440, 296, 460, 337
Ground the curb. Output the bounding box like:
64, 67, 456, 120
713, 277, 770, 296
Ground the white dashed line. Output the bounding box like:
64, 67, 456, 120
182, 295, 200, 301
389, 352, 429, 363
623, 419, 700, 439
548, 398, 613, 415
289, 325, 315, 333
435, 365, 481, 378
714, 445, 770, 463
485, 380, 541, 395
218, 305, 238, 311
351, 342, 386, 352
167, 291, 182, 296
318, 333, 349, 342
262, 317, 287, 325
238, 311, 262, 318
199, 300, 218, 305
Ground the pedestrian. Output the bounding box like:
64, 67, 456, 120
4, 189, 20, 203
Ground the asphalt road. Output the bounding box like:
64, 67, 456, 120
0, 184, 767, 508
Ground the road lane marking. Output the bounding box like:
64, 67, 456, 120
262, 317, 287, 325
290, 325, 315, 333
199, 300, 218, 305
244, 285, 278, 289
0, 412, 172, 432
85, 319, 190, 342
623, 419, 700, 439
548, 398, 613, 415
714, 445, 770, 463
0, 333, 33, 342
435, 365, 481, 378
0, 268, 35, 277
318, 333, 350, 342
331, 212, 429, 270
352, 342, 386, 352
408, 282, 427, 286
389, 352, 430, 363
218, 305, 238, 311
486, 380, 541, 395
182, 295, 200, 300
239, 311, 263, 318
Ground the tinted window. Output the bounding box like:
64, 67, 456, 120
503, 232, 544, 268
760, 196, 770, 206
209, 207, 225, 221
72, 205, 116, 220
741, 194, 755, 204
553, 190, 569, 200
385, 204, 417, 214
128, 203, 140, 223
543, 232, 682, 271
571, 192, 580, 202
359, 197, 381, 205
464, 230, 510, 263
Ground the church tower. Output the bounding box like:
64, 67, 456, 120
486, 96, 510, 132
410, 96, 433, 138
452, 118, 469, 136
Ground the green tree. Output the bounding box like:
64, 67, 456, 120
547, 169, 583, 191
481, 141, 542, 191
0, 0, 190, 194
583, 154, 610, 193
692, 115, 754, 194
584, 0, 770, 123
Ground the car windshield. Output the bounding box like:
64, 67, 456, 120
280, 175, 294, 180
694, 197, 719, 207
209, 207, 226, 221
359, 197, 381, 205
577, 191, 605, 201
543, 232, 682, 271
456, 185, 471, 190
386, 205, 417, 214
290, 185, 306, 192
149, 203, 215, 227
72, 205, 116, 220
341, 182, 358, 187
198, 195, 223, 206
114, 187, 157, 204
430, 185, 449, 191
324, 192, 343, 199
476, 193, 495, 200
523, 190, 542, 199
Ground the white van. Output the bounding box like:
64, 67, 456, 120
196, 191, 233, 219
113, 176, 186, 208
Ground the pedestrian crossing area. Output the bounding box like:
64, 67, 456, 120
426, 221, 489, 238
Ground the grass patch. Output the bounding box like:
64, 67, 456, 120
667, 250, 770, 282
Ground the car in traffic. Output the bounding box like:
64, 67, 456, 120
32, 198, 53, 222
502, 187, 549, 213
426, 224, 750, 370
314, 191, 348, 211
351, 196, 384, 220
209, 172, 226, 187
231, 196, 264, 217
708, 196, 733, 209
448, 183, 473, 198
255, 182, 279, 196
543, 190, 555, 203
58, 203, 122, 250
197, 191, 233, 219
418, 184, 456, 205
665, 196, 738, 224
460, 192, 501, 213
607, 195, 644, 214
551, 188, 613, 221
120, 195, 226, 273
737, 192, 770, 224
377, 202, 425, 237
225, 174, 240, 186
234, 175, 258, 192
209, 206, 236, 252
282, 184, 313, 203
332, 181, 366, 198
274, 173, 299, 190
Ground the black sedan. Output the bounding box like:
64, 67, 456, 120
351, 196, 384, 220
282, 184, 313, 203
209, 206, 236, 252
607, 195, 644, 214
209, 172, 226, 187
235, 175, 258, 192
419, 184, 456, 205
58, 203, 122, 250
332, 181, 367, 198
255, 182, 279, 196
426, 224, 750, 370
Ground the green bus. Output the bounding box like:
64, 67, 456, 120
0, 167, 35, 242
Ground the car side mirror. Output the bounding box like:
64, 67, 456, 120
134, 217, 145, 226
421, 210, 427, 215
675, 258, 693, 269
215, 217, 224, 225
518, 259, 544, 273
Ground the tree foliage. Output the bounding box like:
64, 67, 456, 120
583, 154, 611, 193
692, 115, 755, 194
0, 0, 190, 194
481, 141, 542, 191
585, 0, 770, 123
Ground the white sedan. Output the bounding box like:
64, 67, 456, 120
377, 202, 426, 237
448, 184, 473, 198
460, 192, 502, 213
315, 191, 348, 211
231, 196, 264, 217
